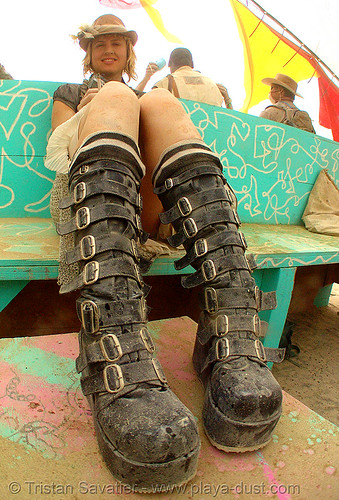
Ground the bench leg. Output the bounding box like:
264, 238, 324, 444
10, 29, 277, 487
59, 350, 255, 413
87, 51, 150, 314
313, 283, 334, 307
259, 267, 296, 367
0, 281, 28, 313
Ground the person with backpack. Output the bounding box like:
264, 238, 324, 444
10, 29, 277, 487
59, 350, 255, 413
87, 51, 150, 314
259, 73, 315, 133
143, 47, 233, 108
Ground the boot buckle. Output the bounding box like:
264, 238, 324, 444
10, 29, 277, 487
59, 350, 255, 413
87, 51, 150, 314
152, 359, 167, 384
216, 338, 230, 360
79, 165, 89, 174
135, 214, 144, 235
216, 315, 228, 337
194, 238, 208, 257
83, 261, 99, 285
205, 287, 218, 313
255, 340, 266, 361
177, 197, 192, 217
100, 334, 123, 362
183, 218, 198, 238
253, 315, 261, 337
80, 300, 99, 334
165, 178, 173, 190
233, 210, 241, 226
137, 194, 143, 212
134, 264, 143, 285
202, 260, 216, 282
140, 327, 155, 353
239, 232, 247, 249
76, 207, 90, 230
131, 239, 139, 260
80, 235, 96, 260
74, 182, 86, 204
103, 364, 125, 394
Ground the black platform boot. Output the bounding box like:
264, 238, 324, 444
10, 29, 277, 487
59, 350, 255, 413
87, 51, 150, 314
153, 140, 285, 452
57, 133, 200, 491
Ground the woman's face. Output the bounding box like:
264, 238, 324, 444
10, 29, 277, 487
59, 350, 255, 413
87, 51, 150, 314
91, 34, 128, 80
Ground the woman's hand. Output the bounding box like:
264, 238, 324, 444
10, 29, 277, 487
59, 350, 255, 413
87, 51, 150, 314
77, 88, 100, 111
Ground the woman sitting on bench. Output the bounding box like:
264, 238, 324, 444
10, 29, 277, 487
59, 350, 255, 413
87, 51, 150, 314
45, 14, 284, 492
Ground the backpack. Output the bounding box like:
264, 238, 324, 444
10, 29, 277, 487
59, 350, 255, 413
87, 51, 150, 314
267, 101, 316, 133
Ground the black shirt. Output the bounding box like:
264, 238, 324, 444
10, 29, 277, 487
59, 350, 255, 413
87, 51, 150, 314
53, 75, 144, 112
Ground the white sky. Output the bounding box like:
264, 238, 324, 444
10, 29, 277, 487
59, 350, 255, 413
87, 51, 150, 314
1, 0, 338, 138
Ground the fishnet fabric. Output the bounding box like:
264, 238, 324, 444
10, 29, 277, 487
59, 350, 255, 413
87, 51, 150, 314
50, 173, 79, 285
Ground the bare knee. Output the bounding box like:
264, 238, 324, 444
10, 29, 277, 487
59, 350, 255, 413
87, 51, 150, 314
91, 81, 139, 111
139, 88, 182, 117
78, 82, 140, 144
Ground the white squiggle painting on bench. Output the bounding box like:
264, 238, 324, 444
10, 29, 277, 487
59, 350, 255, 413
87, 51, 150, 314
0, 81, 56, 217
1, 81, 338, 224
182, 101, 338, 225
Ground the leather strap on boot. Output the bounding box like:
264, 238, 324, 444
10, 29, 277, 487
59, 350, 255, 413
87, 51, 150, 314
201, 337, 285, 371
197, 312, 268, 344
174, 229, 248, 270
76, 296, 148, 334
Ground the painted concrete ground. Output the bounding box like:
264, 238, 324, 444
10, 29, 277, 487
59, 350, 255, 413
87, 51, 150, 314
0, 317, 337, 499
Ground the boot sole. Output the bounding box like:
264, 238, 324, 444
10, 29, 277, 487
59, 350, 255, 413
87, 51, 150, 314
205, 431, 272, 453
94, 416, 200, 493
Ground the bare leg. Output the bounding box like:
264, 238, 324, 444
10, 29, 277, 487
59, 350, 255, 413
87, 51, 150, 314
139, 89, 201, 236
77, 81, 140, 147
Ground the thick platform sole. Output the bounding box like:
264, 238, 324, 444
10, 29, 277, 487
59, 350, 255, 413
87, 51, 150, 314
206, 431, 272, 453
94, 416, 200, 493
202, 386, 281, 452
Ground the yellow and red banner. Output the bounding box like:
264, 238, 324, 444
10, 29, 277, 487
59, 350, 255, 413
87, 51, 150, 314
229, 0, 339, 140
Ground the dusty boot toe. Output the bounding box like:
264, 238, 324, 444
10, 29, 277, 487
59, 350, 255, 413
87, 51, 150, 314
203, 357, 283, 451
98, 388, 200, 464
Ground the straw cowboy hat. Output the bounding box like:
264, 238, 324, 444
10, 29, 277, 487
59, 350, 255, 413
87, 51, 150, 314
262, 73, 303, 98
75, 14, 138, 51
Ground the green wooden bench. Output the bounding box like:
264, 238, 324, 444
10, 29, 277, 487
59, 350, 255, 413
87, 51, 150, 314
1, 79, 338, 352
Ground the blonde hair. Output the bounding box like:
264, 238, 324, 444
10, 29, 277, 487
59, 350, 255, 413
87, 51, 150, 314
82, 35, 137, 81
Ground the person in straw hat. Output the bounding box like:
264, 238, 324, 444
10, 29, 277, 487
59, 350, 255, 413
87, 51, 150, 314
45, 14, 284, 491
259, 73, 315, 133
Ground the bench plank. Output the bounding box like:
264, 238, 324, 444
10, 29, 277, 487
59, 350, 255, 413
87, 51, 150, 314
1, 219, 338, 270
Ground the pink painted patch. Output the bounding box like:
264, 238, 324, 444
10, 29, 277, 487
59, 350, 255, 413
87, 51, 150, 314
325, 466, 336, 475
207, 446, 257, 473
256, 451, 291, 500
303, 449, 315, 455
0, 364, 95, 459
22, 334, 78, 359
172, 369, 196, 382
